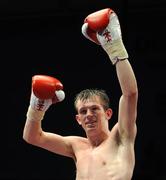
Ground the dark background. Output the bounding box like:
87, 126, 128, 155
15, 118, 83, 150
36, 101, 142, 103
1, 0, 166, 179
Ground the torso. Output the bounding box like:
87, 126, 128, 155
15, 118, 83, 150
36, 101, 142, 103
72, 124, 135, 180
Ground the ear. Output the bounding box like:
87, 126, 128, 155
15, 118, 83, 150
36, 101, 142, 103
75, 114, 82, 125
105, 108, 113, 120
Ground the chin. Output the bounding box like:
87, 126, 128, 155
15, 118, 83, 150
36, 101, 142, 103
86, 127, 98, 134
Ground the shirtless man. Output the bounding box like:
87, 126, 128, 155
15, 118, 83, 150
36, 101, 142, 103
23, 8, 138, 180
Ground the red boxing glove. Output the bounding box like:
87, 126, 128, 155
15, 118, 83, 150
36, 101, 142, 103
82, 8, 114, 44
82, 8, 128, 65
27, 75, 65, 121
32, 75, 63, 99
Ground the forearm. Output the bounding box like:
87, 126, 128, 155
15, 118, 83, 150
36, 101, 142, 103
116, 60, 138, 96
23, 107, 45, 144
23, 118, 43, 144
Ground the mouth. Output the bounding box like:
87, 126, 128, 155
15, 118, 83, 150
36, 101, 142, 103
85, 121, 97, 128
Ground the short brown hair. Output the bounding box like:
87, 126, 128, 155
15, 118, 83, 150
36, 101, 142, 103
74, 89, 110, 111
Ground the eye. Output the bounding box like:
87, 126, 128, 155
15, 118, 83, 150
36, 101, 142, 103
92, 106, 99, 112
92, 107, 97, 111
79, 109, 87, 114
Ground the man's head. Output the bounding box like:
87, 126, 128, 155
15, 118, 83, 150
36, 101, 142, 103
74, 89, 112, 135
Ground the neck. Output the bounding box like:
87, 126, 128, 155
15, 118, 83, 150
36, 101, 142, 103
87, 130, 110, 147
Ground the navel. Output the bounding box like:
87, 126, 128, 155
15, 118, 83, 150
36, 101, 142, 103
102, 161, 106, 166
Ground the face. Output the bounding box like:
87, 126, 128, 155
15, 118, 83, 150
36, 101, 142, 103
75, 96, 112, 135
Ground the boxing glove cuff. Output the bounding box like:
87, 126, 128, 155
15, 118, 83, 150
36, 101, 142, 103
26, 106, 45, 121
102, 38, 128, 65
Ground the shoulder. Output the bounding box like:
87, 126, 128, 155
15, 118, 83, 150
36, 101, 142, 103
66, 135, 88, 148
67, 135, 89, 153
67, 135, 87, 143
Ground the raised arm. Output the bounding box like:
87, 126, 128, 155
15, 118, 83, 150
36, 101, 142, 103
81, 8, 138, 140
23, 75, 75, 158
116, 60, 138, 141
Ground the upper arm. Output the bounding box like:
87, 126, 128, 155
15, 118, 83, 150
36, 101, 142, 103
33, 131, 76, 159
118, 93, 138, 141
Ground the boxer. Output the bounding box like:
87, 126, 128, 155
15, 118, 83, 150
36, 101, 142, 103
23, 8, 138, 180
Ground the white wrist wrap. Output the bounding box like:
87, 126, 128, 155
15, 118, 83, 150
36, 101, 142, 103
96, 12, 128, 65
102, 38, 128, 65
30, 91, 52, 111
26, 106, 45, 121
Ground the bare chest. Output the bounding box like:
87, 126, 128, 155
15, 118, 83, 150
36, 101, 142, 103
75, 144, 134, 180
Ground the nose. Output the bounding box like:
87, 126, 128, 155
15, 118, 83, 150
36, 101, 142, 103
86, 109, 93, 117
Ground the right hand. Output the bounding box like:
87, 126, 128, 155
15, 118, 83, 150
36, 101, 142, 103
81, 8, 115, 45
81, 8, 128, 65
30, 75, 65, 112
